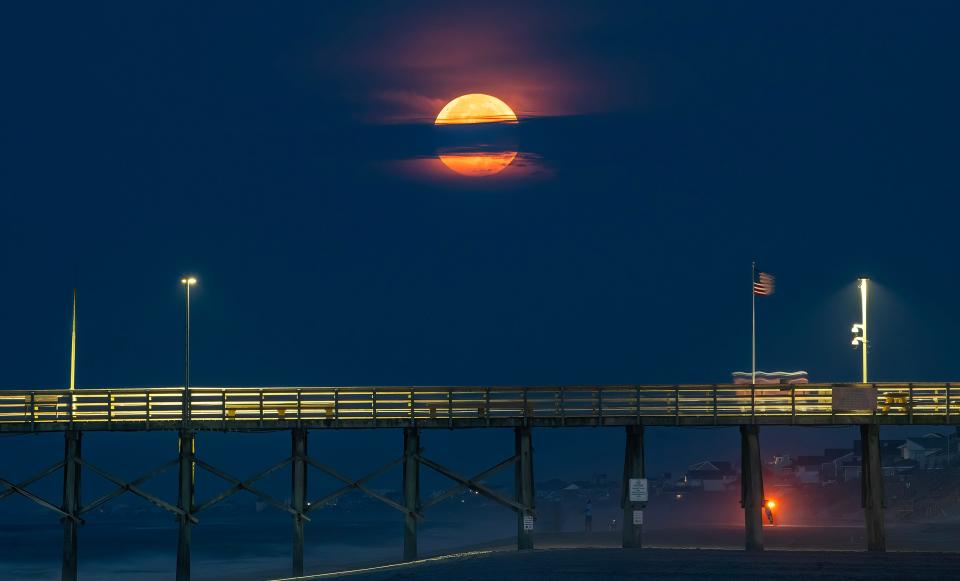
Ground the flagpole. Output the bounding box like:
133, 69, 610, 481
751, 262, 756, 386
70, 289, 77, 391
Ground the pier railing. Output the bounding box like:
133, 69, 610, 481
0, 383, 955, 430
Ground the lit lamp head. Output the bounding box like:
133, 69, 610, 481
851, 323, 865, 346
181, 276, 198, 286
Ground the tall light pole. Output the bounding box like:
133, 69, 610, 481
178, 275, 198, 581
851, 277, 869, 383
180, 276, 197, 405
70, 289, 77, 391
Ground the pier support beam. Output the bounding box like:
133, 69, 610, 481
176, 430, 195, 581
403, 427, 420, 562
739, 425, 764, 551
621, 425, 645, 548
61, 430, 81, 581
861, 424, 886, 552
292, 429, 308, 576
515, 426, 534, 550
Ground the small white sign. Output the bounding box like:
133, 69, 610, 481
523, 515, 534, 531
628, 478, 649, 502
632, 510, 644, 525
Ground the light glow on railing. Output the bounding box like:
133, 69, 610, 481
0, 384, 953, 427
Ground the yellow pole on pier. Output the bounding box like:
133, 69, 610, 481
70, 289, 77, 391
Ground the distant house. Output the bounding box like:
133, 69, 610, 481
853, 439, 906, 465
838, 440, 906, 481
899, 434, 954, 469
819, 449, 855, 483
684, 460, 738, 492
793, 456, 826, 484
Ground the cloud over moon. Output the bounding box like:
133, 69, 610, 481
317, 2, 639, 123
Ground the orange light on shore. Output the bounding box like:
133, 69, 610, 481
766, 500, 776, 509
435, 94, 517, 125
438, 151, 518, 177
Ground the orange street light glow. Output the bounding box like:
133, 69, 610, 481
766, 500, 776, 509
435, 94, 518, 125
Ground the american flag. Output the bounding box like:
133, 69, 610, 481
753, 271, 775, 296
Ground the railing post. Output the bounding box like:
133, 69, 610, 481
908, 383, 914, 424
674, 387, 680, 426
560, 387, 566, 427
791, 386, 797, 424
296, 389, 303, 427
635, 386, 641, 424
448, 389, 454, 428
739, 425, 763, 551
291, 429, 308, 576
259, 390, 265, 427
621, 425, 645, 548
403, 427, 420, 561
948, 384, 953, 419
61, 430, 82, 581
485, 387, 491, 428
712, 386, 718, 425
522, 388, 528, 424
598, 388, 604, 426
860, 423, 886, 551
182, 387, 190, 427
177, 430, 196, 581
515, 426, 534, 550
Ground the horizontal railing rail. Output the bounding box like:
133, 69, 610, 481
0, 383, 955, 428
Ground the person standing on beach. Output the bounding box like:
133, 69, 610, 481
584, 499, 593, 532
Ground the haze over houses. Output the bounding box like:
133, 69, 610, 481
680, 461, 738, 492
674, 430, 960, 491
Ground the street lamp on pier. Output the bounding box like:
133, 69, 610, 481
180, 276, 197, 420
851, 277, 869, 383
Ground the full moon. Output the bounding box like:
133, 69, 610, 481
435, 94, 518, 125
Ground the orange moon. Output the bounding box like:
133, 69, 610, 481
438, 151, 519, 176
435, 94, 518, 125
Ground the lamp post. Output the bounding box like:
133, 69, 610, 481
851, 277, 869, 383
177, 275, 197, 581
180, 276, 197, 418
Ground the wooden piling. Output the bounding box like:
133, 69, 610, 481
291, 429, 308, 576
176, 430, 195, 581
403, 427, 420, 561
861, 424, 886, 551
515, 426, 534, 550
740, 425, 764, 551
621, 425, 645, 548
61, 430, 81, 581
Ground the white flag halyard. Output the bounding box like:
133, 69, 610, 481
751, 263, 775, 385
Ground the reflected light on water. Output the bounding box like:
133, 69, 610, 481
438, 151, 518, 177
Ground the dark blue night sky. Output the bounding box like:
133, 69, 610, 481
3, 2, 960, 479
